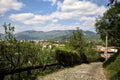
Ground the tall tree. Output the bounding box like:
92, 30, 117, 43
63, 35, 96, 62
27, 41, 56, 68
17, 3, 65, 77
68, 27, 88, 63
95, 2, 120, 46
69, 27, 85, 52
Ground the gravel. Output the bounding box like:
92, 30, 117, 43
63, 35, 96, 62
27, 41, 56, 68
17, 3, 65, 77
38, 62, 107, 80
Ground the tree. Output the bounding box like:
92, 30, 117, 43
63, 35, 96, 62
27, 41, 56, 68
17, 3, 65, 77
95, 2, 120, 46
0, 23, 59, 80
108, 0, 118, 6
68, 28, 88, 63
0, 23, 41, 80
69, 27, 85, 52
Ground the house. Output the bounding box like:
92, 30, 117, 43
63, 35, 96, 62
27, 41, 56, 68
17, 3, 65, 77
96, 45, 118, 58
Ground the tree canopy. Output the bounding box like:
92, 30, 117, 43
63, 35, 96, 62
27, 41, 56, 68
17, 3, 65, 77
68, 27, 85, 52
108, 0, 118, 6
95, 2, 120, 46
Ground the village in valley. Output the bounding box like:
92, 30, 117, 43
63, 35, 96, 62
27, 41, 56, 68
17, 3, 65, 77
18, 39, 118, 59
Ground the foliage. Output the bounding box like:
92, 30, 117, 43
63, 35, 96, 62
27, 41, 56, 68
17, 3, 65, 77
95, 2, 120, 46
0, 23, 57, 80
55, 48, 81, 67
84, 42, 100, 62
65, 28, 100, 63
103, 49, 120, 80
108, 0, 118, 6
65, 28, 91, 63
96, 2, 120, 80
0, 40, 42, 80
68, 27, 85, 52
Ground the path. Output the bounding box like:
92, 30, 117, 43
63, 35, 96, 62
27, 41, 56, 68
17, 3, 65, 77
38, 62, 107, 80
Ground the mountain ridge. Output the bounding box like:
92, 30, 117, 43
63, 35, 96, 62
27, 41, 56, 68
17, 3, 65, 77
1, 30, 97, 40
15, 30, 96, 40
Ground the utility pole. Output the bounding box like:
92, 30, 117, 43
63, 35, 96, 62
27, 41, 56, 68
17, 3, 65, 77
105, 33, 108, 61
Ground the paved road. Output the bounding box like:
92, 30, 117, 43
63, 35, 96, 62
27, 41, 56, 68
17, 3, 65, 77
38, 62, 107, 80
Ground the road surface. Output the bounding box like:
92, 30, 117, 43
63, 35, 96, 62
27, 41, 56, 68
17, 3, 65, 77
38, 62, 107, 80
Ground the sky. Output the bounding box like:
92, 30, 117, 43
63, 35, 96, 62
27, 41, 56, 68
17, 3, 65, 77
0, 0, 110, 33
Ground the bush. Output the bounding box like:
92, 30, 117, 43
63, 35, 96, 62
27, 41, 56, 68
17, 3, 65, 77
84, 48, 101, 62
78, 51, 88, 63
55, 48, 83, 67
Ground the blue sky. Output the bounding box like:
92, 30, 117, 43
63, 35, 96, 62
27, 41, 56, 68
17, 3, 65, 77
0, 0, 110, 33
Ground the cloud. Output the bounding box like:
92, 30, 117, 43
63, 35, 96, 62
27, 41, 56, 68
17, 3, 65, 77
43, 0, 57, 6
61, 0, 106, 15
57, 1, 62, 10
9, 0, 107, 32
0, 0, 24, 15
9, 13, 53, 25
30, 23, 77, 32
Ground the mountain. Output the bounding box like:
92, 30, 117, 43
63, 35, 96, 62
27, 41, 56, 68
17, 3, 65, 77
15, 30, 74, 40
84, 30, 96, 35
15, 30, 96, 40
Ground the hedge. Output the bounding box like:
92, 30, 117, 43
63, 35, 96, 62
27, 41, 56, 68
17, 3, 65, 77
55, 48, 87, 67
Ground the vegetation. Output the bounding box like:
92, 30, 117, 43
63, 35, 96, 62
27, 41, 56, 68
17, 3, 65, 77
0, 23, 102, 80
84, 42, 101, 62
108, 0, 118, 6
62, 28, 101, 64
0, 0, 119, 80
103, 49, 120, 80
55, 48, 81, 67
0, 23, 58, 80
95, 2, 120, 46
68, 27, 85, 52
95, 2, 120, 80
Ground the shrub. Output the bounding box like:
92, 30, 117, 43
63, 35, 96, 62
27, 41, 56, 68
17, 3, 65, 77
78, 51, 88, 63
55, 48, 82, 67
84, 48, 101, 62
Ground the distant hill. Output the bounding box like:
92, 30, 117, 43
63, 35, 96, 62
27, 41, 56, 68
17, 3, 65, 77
0, 30, 98, 41
15, 30, 97, 40
84, 30, 96, 35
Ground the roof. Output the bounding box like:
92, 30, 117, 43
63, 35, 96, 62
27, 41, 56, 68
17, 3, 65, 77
96, 45, 118, 53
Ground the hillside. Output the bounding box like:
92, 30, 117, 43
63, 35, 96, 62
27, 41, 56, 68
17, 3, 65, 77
15, 30, 73, 40
0, 30, 98, 41
15, 30, 97, 40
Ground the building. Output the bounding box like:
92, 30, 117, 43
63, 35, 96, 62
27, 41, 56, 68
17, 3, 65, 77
96, 45, 118, 58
